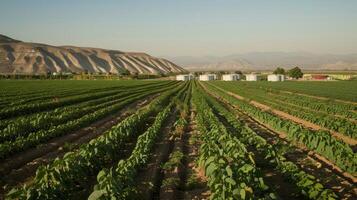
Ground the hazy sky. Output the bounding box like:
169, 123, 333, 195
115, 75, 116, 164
1, 0, 357, 57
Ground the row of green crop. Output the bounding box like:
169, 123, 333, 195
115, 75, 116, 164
0, 86, 124, 119
0, 83, 179, 160
192, 82, 277, 200
0, 81, 163, 111
203, 82, 357, 176
0, 81, 175, 130
0, 81, 173, 120
233, 81, 357, 102
264, 90, 356, 119
0, 85, 117, 109
0, 82, 178, 143
228, 84, 357, 139
251, 83, 357, 138
88, 100, 175, 199
212, 81, 356, 119
260, 98, 356, 139
211, 82, 356, 139
200, 83, 337, 199
6, 82, 187, 200
0, 80, 154, 99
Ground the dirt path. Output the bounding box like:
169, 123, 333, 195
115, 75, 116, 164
201, 82, 357, 199
157, 109, 210, 200
0, 94, 159, 197
158, 137, 183, 200
208, 83, 357, 146
134, 110, 178, 200
178, 110, 210, 200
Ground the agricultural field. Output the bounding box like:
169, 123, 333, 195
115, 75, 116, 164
237, 81, 357, 102
0, 80, 356, 200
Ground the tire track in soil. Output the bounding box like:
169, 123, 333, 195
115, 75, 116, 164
203, 86, 357, 199
0, 94, 159, 198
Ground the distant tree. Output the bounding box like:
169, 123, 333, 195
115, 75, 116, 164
157, 72, 164, 77
234, 70, 243, 75
216, 71, 226, 76
121, 69, 130, 76
288, 67, 303, 79
131, 72, 139, 79
273, 67, 285, 75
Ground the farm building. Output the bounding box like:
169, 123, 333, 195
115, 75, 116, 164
267, 74, 285, 82
311, 74, 331, 80
245, 74, 258, 81
302, 74, 349, 80
176, 74, 194, 81
199, 74, 217, 81
222, 74, 241, 81
312, 74, 328, 80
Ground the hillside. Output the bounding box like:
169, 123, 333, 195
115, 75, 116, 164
0, 34, 186, 74
169, 52, 357, 71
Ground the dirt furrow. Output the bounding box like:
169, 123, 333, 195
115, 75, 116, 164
212, 107, 304, 199
208, 83, 357, 146
0, 94, 158, 196
266, 93, 357, 124
216, 96, 356, 199
179, 110, 210, 200
280, 90, 357, 106
134, 110, 178, 200
201, 83, 356, 199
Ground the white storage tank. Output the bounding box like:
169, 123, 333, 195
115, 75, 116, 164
268, 74, 285, 82
222, 74, 240, 81
176, 74, 194, 81
199, 74, 217, 81
245, 74, 258, 81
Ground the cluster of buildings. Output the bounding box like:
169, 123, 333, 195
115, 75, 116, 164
302, 74, 356, 81
176, 73, 285, 81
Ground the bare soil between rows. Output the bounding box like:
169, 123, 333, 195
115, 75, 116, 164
266, 92, 357, 124
213, 108, 305, 200
134, 109, 178, 200
0, 94, 158, 198
201, 82, 357, 199
228, 90, 357, 146
177, 110, 210, 200
280, 90, 357, 106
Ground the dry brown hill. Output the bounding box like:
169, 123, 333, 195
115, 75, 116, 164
0, 34, 186, 74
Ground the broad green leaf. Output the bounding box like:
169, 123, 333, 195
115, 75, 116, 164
206, 163, 217, 176
240, 188, 246, 199
225, 177, 236, 185
226, 166, 233, 177
88, 190, 105, 200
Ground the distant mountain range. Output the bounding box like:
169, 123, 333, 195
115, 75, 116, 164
168, 52, 357, 72
0, 34, 186, 74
